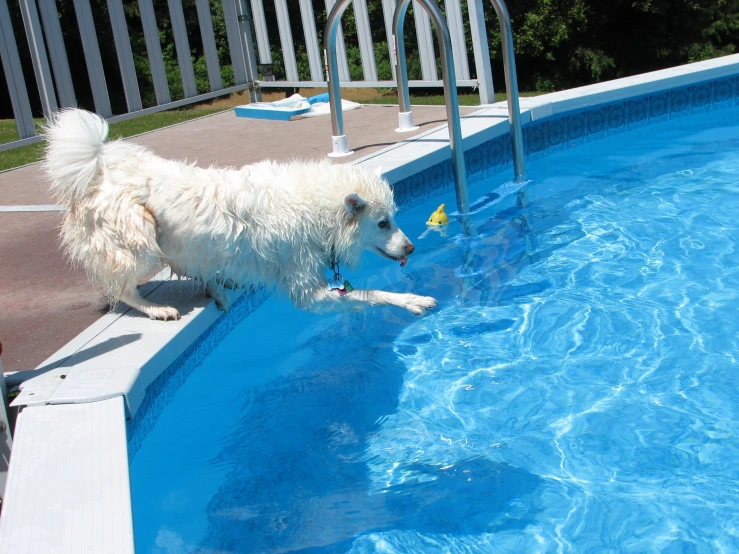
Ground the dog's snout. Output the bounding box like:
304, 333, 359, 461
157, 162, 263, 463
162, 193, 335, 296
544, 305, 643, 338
404, 243, 415, 255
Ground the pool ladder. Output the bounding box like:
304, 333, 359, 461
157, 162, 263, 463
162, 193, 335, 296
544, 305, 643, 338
325, 0, 526, 216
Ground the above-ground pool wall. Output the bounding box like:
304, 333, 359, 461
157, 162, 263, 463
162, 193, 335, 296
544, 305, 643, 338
391, 75, 739, 211
126, 285, 270, 459
126, 62, 739, 455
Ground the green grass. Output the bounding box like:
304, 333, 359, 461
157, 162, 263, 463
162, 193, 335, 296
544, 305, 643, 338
0, 106, 228, 172
0, 91, 543, 172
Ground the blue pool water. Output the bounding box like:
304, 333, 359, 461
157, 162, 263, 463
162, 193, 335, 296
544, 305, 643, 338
131, 104, 739, 553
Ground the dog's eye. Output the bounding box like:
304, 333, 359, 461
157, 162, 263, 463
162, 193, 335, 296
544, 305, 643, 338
378, 219, 389, 229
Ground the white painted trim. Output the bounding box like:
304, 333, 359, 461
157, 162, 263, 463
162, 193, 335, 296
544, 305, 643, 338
257, 79, 479, 88
500, 54, 739, 120
0, 397, 134, 554
0, 136, 43, 153
105, 86, 249, 123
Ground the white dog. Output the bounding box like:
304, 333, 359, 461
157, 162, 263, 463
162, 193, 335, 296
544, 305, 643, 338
44, 109, 437, 320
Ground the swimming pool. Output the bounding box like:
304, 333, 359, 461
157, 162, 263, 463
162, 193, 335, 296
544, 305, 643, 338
130, 102, 739, 552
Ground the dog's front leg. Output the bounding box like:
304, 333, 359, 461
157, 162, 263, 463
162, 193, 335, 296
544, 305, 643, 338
309, 287, 437, 316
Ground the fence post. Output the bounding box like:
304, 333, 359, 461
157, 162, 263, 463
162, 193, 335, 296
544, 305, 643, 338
139, 0, 171, 105
19, 0, 58, 117
468, 0, 495, 104
37, 0, 76, 107
108, 0, 143, 112
236, 0, 261, 102
0, 0, 36, 138
72, 0, 113, 117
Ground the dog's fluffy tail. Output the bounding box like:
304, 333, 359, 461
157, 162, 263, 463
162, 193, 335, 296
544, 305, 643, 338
44, 108, 109, 207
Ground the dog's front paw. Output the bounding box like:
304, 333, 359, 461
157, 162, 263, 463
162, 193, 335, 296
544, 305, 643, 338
146, 305, 181, 321
403, 294, 437, 316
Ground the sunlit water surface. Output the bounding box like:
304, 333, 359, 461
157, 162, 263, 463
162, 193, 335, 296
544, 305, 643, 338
131, 105, 739, 553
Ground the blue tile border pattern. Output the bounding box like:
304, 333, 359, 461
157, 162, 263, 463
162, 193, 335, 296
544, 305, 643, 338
393, 75, 739, 210
127, 285, 270, 459
127, 74, 739, 455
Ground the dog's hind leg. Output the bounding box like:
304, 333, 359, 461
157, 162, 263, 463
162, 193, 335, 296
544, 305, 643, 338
120, 282, 181, 320
206, 280, 231, 313
68, 196, 180, 320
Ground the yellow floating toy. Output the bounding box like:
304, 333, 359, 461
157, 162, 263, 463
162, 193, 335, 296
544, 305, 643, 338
426, 204, 449, 226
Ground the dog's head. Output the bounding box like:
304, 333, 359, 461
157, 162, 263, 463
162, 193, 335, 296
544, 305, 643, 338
343, 190, 415, 267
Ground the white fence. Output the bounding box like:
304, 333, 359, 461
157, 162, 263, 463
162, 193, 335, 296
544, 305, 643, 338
0, 0, 495, 152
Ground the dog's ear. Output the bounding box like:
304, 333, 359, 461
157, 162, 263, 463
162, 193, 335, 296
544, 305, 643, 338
344, 193, 366, 217
374, 166, 383, 178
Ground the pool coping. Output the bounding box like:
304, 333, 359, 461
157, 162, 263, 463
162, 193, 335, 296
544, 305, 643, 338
1, 53, 738, 553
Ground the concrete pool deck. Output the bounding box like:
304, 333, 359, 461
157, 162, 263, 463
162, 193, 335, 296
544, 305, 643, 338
0, 104, 477, 373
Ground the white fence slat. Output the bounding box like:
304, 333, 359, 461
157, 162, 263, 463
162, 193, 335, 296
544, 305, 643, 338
72, 0, 112, 117
467, 0, 493, 103
37, 0, 76, 107
0, 0, 35, 138
298, 0, 322, 81
196, 0, 223, 91
274, 0, 298, 81
352, 0, 377, 81
324, 0, 350, 81
444, 0, 469, 80
235, 0, 260, 100
381, 0, 396, 80
413, 1, 437, 81
19, 0, 57, 117
139, 0, 170, 104
107, 0, 143, 111
222, 0, 247, 84
250, 0, 271, 64
167, 0, 198, 97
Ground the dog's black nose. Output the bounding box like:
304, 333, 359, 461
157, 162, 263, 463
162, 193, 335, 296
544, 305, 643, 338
405, 243, 415, 255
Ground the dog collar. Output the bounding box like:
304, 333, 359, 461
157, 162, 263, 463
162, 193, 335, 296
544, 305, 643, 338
327, 246, 353, 294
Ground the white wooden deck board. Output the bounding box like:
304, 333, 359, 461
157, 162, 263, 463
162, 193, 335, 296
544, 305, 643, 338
0, 397, 133, 554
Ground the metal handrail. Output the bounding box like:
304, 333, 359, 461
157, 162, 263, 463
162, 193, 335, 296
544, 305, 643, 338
393, 0, 527, 184
324, 0, 355, 157
391, 0, 467, 213
489, 0, 525, 182
325, 0, 527, 211
391, 1, 416, 132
